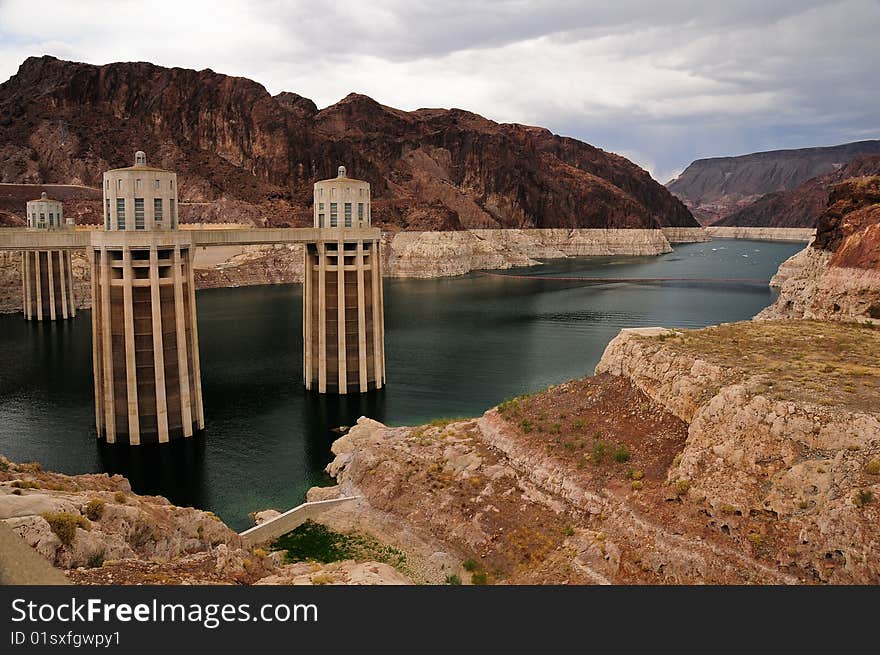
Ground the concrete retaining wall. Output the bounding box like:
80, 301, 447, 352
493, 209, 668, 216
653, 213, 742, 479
239, 496, 360, 547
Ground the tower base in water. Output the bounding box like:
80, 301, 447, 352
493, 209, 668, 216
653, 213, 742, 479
21, 250, 76, 320
303, 234, 385, 394
90, 232, 204, 444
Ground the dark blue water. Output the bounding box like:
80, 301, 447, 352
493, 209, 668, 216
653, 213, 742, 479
0, 239, 803, 529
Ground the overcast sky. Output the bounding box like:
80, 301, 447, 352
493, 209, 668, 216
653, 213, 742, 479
1, 0, 878, 182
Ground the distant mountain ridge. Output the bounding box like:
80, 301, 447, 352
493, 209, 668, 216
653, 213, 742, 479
668, 140, 880, 224
715, 155, 880, 228
0, 55, 696, 230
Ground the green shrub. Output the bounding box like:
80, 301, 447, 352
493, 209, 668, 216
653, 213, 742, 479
445, 574, 462, 585
462, 558, 479, 572
519, 419, 533, 434
113, 491, 127, 504
674, 479, 691, 496
471, 571, 489, 585
590, 442, 607, 465
563, 525, 575, 537
854, 489, 874, 507
864, 459, 880, 475
631, 480, 643, 491
42, 512, 90, 546
612, 445, 631, 463
551, 423, 561, 434
87, 551, 105, 569
629, 469, 644, 481
84, 499, 105, 521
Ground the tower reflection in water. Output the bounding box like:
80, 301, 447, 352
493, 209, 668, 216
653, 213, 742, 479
95, 388, 385, 512
302, 388, 387, 476
97, 434, 208, 510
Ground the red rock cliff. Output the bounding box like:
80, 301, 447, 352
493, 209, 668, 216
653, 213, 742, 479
0, 56, 696, 230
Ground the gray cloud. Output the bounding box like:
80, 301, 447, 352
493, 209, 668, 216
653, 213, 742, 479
0, 0, 877, 182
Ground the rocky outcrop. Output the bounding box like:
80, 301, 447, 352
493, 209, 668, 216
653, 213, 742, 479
595, 322, 880, 584
715, 155, 880, 228
0, 55, 696, 231
0, 455, 410, 585
759, 176, 880, 322
669, 141, 880, 224
0, 456, 240, 571
312, 319, 879, 585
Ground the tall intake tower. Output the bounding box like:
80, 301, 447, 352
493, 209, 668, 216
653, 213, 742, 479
22, 192, 76, 320
303, 165, 385, 393
91, 151, 204, 444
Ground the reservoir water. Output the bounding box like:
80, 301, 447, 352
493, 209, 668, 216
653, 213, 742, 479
0, 239, 803, 530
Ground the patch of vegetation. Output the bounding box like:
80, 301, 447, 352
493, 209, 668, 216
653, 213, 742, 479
563, 525, 575, 537
590, 441, 607, 465
462, 558, 480, 572
311, 573, 335, 585
428, 417, 465, 429
11, 480, 39, 489
719, 504, 738, 515
864, 459, 880, 476
629, 469, 644, 481
445, 574, 462, 585
42, 512, 90, 546
550, 422, 562, 434
674, 479, 691, 496
87, 551, 105, 569
84, 499, 105, 521
519, 419, 533, 434
270, 520, 407, 571
854, 489, 874, 507
631, 480, 643, 491
747, 533, 763, 547
113, 491, 127, 504
471, 571, 489, 585
612, 444, 631, 463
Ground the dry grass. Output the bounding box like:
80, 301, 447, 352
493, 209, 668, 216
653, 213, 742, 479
648, 320, 880, 412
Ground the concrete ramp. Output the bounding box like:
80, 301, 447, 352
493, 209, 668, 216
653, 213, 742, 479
239, 496, 360, 547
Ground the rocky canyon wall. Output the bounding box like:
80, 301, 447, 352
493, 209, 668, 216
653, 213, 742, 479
758, 176, 880, 322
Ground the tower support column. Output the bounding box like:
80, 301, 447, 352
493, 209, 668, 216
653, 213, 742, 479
91, 232, 204, 444
303, 232, 384, 394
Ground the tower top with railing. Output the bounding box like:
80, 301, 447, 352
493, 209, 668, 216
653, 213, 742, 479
102, 151, 178, 231
26, 192, 70, 230
313, 165, 370, 229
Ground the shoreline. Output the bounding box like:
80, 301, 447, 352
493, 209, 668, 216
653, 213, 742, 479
0, 227, 809, 315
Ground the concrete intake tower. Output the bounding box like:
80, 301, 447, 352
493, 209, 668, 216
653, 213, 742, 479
91, 151, 204, 444
21, 192, 76, 320
304, 166, 386, 393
